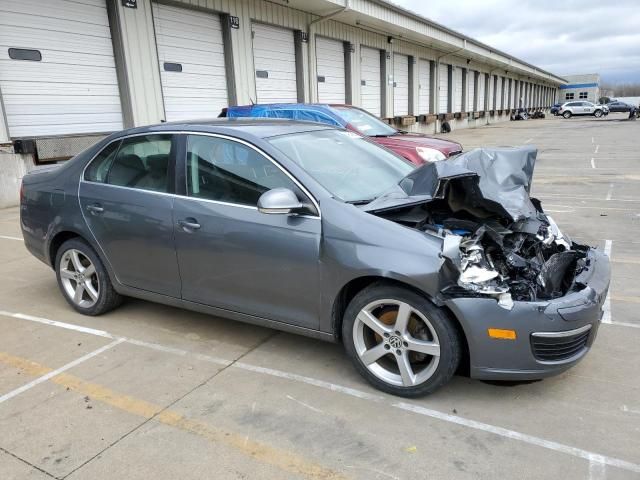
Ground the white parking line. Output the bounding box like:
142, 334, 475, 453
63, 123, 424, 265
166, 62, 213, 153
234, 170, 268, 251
0, 235, 22, 241
1, 310, 640, 475
525, 138, 533, 143
591, 158, 596, 169
602, 240, 612, 325
594, 145, 600, 154
0, 338, 124, 404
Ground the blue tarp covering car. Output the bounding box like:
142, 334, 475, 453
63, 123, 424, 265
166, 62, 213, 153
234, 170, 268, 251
224, 104, 345, 127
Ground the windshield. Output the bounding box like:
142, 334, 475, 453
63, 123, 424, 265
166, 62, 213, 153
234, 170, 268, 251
268, 130, 414, 203
331, 106, 398, 137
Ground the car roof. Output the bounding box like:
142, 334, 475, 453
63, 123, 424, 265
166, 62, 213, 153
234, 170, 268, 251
110, 118, 336, 140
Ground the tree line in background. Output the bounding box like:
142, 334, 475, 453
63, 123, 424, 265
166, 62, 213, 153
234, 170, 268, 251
601, 82, 640, 96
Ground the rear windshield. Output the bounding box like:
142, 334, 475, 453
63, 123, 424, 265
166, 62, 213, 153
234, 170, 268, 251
331, 107, 397, 137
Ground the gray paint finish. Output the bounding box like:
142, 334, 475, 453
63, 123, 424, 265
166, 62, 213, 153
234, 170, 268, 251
19, 120, 609, 382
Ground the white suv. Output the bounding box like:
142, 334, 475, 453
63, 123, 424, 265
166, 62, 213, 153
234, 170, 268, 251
559, 101, 608, 118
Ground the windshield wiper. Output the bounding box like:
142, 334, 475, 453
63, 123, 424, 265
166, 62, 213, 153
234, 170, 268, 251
346, 199, 376, 205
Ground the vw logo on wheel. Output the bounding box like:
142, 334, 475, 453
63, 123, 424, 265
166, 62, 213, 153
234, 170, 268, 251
388, 335, 403, 349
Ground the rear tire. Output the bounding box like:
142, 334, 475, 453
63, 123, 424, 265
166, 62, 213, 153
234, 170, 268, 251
562, 111, 572, 119
342, 283, 461, 397
55, 238, 123, 316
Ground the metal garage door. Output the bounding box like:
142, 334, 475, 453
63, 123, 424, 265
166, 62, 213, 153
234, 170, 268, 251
360, 46, 381, 117
453, 67, 463, 112
0, 0, 123, 137
496, 76, 503, 109
477, 73, 485, 111
252, 23, 297, 103
153, 3, 228, 122
418, 59, 430, 114
467, 70, 475, 111
316, 37, 345, 104
393, 53, 409, 116
438, 64, 449, 113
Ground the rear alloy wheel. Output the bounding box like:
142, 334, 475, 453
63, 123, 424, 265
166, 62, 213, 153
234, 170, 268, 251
594, 109, 603, 118
342, 284, 461, 397
55, 238, 122, 315
562, 111, 572, 119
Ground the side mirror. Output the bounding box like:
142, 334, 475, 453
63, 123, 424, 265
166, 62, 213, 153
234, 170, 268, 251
257, 188, 303, 214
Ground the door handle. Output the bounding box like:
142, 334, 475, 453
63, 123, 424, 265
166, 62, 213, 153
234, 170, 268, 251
86, 204, 104, 214
178, 218, 201, 231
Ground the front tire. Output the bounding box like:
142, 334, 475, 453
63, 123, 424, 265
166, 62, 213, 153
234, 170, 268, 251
55, 238, 123, 315
562, 111, 572, 119
594, 109, 603, 118
342, 284, 461, 397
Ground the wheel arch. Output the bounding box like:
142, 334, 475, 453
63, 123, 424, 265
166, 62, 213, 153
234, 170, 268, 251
331, 275, 470, 374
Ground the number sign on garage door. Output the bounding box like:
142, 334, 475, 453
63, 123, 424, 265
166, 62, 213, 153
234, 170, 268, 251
316, 37, 346, 104
153, 3, 229, 122
252, 23, 298, 103
360, 46, 381, 117
393, 53, 409, 116
0, 0, 123, 137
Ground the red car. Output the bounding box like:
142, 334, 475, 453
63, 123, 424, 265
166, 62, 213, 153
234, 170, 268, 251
222, 103, 463, 165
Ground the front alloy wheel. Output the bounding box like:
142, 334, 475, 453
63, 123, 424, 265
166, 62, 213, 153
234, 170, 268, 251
594, 109, 603, 118
562, 111, 572, 118
343, 284, 461, 397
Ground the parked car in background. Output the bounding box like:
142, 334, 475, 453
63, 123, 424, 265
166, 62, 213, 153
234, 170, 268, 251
558, 101, 609, 118
605, 100, 636, 113
550, 103, 562, 115
20, 120, 610, 397
221, 104, 463, 165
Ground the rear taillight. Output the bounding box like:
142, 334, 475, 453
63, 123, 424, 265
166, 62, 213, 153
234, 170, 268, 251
19, 181, 25, 204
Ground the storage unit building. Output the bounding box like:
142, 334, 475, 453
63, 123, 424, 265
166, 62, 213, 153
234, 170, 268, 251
417, 59, 431, 114
153, 3, 229, 121
0, 0, 123, 137
360, 46, 382, 117
252, 23, 298, 103
315, 36, 345, 104
393, 53, 409, 116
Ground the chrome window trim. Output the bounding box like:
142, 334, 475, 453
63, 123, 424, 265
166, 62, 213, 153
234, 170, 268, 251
531, 323, 592, 338
79, 130, 321, 219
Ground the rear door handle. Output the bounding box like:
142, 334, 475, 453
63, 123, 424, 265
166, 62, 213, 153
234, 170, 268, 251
86, 204, 104, 214
178, 218, 201, 231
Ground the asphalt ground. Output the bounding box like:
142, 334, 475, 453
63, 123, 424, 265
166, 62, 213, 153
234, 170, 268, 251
1, 112, 639, 479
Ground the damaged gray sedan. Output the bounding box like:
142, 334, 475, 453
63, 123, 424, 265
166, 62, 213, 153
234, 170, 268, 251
20, 121, 610, 397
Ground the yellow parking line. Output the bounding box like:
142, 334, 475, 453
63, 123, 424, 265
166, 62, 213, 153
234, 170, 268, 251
0, 351, 345, 480
611, 295, 640, 304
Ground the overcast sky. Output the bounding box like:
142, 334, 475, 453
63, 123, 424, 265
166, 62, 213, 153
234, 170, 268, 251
391, 0, 640, 84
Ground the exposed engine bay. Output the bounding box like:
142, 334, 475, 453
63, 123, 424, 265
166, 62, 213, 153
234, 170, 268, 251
364, 146, 591, 309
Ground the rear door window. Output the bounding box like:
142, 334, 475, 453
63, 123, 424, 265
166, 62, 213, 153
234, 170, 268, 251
85, 134, 173, 193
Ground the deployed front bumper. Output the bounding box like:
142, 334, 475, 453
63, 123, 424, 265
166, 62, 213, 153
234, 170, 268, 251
445, 248, 610, 380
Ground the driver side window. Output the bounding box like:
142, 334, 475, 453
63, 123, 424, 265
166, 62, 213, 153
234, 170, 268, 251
186, 135, 299, 206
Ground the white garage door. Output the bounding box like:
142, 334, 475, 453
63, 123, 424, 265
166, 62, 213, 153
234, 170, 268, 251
418, 59, 430, 114
0, 0, 123, 137
153, 3, 228, 122
360, 46, 381, 117
477, 73, 485, 111
393, 53, 409, 116
316, 37, 345, 104
496, 76, 503, 109
453, 67, 463, 112
252, 23, 297, 103
438, 64, 449, 113
467, 70, 475, 111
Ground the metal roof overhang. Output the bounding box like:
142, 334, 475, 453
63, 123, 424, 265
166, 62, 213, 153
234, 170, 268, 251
284, 0, 567, 85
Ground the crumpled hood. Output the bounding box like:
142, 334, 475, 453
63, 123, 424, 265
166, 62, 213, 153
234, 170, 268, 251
364, 146, 538, 222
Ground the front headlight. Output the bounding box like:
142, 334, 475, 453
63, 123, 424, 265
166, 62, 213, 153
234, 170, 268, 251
416, 147, 446, 162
